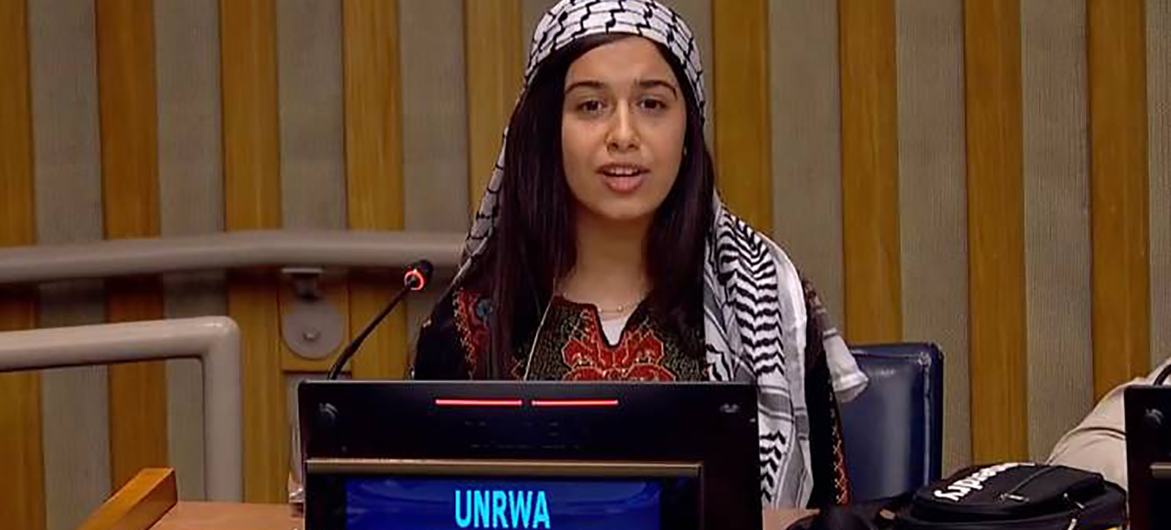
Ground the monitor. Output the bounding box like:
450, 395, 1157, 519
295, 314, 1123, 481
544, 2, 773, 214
298, 381, 761, 530
1125, 384, 1171, 530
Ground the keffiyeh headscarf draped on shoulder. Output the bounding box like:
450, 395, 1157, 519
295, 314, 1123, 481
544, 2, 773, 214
455, 0, 867, 508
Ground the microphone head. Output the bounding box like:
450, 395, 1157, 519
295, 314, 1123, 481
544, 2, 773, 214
403, 259, 434, 291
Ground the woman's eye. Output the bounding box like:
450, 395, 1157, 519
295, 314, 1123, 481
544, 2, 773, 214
639, 98, 667, 111
577, 100, 604, 113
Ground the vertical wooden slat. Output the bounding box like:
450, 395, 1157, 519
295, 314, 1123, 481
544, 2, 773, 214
1021, 0, 1092, 460
344, 0, 408, 379
0, 3, 35, 240
95, 0, 168, 490
0, 364, 43, 530
838, 0, 901, 342
712, 0, 772, 232
220, 0, 286, 503
0, 3, 34, 216
464, 0, 522, 216
964, 0, 1028, 462
896, 0, 971, 471
0, 3, 44, 528
103, 281, 167, 489
97, 0, 159, 239
770, 0, 845, 317
1149, 0, 1171, 371
1089, 0, 1150, 398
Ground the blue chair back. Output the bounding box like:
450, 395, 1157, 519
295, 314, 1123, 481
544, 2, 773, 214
840, 343, 943, 501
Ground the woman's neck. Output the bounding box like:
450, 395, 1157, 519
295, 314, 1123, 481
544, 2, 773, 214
559, 208, 651, 309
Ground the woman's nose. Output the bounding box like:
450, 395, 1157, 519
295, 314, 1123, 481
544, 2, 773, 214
606, 105, 640, 151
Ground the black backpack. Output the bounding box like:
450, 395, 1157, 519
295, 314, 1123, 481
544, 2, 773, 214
792, 463, 1126, 530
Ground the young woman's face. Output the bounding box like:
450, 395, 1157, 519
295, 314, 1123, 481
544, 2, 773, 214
560, 36, 687, 225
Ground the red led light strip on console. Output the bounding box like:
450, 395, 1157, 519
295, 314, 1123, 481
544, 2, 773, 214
434, 399, 524, 407
433, 398, 620, 408
531, 399, 620, 407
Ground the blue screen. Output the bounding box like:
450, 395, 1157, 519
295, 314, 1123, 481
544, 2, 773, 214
345, 477, 662, 530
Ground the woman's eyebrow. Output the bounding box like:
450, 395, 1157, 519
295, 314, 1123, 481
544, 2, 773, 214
564, 80, 607, 94
565, 78, 679, 98
636, 79, 679, 98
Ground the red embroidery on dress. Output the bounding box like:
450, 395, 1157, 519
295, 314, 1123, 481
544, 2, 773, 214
561, 313, 674, 381
453, 290, 489, 377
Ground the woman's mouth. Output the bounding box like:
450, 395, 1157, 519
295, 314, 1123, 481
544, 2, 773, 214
598, 164, 649, 193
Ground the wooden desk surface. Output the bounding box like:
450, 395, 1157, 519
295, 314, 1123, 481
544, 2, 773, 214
153, 502, 813, 530
153, 503, 302, 530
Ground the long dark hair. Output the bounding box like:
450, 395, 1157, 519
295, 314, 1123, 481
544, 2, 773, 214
463, 34, 715, 377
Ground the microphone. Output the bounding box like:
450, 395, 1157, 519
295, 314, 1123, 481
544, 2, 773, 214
326, 259, 434, 379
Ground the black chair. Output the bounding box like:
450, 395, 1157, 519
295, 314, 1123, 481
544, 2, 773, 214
840, 343, 944, 501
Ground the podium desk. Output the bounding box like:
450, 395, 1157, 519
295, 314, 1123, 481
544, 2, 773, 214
80, 468, 814, 530
152, 502, 297, 530
151, 501, 811, 530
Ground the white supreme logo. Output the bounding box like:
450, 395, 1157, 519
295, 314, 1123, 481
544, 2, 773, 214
932, 462, 1035, 502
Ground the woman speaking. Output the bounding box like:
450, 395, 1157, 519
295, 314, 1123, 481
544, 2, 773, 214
413, 0, 867, 509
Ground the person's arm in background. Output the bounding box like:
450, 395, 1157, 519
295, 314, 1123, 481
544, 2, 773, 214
1046, 356, 1171, 491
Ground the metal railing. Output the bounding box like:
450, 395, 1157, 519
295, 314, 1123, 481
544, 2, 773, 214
0, 229, 465, 284
0, 316, 244, 501
0, 230, 467, 501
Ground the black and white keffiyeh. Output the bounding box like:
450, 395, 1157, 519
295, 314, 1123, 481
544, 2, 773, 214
455, 0, 867, 508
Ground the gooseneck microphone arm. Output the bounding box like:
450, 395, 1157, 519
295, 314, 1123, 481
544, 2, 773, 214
1153, 362, 1171, 386
326, 259, 433, 380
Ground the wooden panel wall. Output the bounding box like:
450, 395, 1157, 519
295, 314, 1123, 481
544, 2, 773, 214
400, 0, 469, 344
465, 0, 522, 215
712, 0, 772, 233
0, 2, 43, 529
155, 0, 224, 500
1021, 0, 1092, 460
95, 0, 169, 490
344, 0, 408, 379
770, 0, 845, 316
1089, 0, 1150, 398
219, 0, 287, 503
964, 0, 1029, 463
278, 0, 346, 232
30, 0, 112, 527
4, 0, 1171, 521
895, 0, 970, 471
838, 0, 901, 343
276, 0, 350, 376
